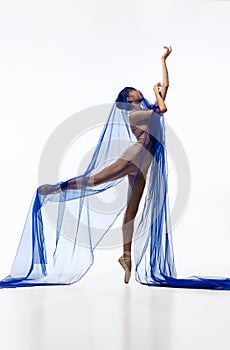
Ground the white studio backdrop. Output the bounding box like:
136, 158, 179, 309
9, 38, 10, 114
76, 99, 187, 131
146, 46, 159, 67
0, 0, 229, 280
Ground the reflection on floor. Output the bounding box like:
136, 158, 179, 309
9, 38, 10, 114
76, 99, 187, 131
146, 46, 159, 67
0, 250, 230, 350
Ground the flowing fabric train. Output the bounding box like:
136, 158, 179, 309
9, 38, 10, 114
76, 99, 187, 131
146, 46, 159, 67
1, 97, 230, 290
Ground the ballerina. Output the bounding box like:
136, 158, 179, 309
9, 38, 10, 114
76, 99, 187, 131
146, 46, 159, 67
3, 44, 230, 290
38, 46, 172, 283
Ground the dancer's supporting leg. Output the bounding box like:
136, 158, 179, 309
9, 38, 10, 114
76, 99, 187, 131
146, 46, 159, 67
122, 171, 147, 254
118, 171, 147, 283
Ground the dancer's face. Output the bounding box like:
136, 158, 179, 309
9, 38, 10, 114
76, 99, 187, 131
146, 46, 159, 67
127, 89, 143, 103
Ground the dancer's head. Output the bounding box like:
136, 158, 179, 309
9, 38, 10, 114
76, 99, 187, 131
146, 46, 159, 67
116, 87, 144, 110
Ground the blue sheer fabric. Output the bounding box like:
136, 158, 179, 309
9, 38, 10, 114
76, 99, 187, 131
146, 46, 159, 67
1, 93, 230, 290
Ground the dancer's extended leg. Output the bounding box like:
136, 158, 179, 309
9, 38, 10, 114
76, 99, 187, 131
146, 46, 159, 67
38, 158, 138, 195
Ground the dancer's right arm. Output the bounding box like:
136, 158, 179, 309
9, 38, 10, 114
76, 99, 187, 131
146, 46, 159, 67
129, 84, 167, 124
153, 83, 167, 113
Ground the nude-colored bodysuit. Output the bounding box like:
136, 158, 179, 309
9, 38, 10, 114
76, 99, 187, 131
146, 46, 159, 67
120, 112, 154, 177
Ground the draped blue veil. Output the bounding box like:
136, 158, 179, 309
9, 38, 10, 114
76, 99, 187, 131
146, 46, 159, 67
1, 90, 230, 290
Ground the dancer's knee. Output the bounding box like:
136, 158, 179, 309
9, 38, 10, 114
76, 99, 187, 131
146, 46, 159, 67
87, 175, 97, 187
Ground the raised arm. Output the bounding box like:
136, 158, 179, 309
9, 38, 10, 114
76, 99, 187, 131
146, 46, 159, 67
129, 83, 167, 124
153, 83, 167, 113
159, 46, 172, 101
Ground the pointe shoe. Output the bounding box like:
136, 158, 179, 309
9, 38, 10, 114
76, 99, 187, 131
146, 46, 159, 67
118, 251, 132, 284
38, 184, 61, 195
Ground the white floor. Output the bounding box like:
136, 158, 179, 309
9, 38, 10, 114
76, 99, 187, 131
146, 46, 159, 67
1, 250, 230, 350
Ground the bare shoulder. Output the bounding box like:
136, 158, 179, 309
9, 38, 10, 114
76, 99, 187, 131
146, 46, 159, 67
129, 110, 153, 124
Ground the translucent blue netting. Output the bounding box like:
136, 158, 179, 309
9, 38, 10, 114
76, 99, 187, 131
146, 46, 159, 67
1, 94, 230, 290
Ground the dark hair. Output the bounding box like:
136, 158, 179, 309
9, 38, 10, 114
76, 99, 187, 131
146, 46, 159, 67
115, 87, 136, 110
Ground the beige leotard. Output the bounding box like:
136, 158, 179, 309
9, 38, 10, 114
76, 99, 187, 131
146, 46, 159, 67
120, 110, 154, 177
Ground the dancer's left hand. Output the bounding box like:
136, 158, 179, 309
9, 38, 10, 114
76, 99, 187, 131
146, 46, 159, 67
161, 46, 172, 60
153, 82, 162, 94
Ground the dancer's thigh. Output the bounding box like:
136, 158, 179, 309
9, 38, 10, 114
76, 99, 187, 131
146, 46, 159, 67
91, 158, 137, 186
126, 172, 146, 215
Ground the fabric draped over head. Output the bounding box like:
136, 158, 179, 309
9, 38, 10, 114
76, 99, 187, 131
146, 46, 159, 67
1, 88, 230, 290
